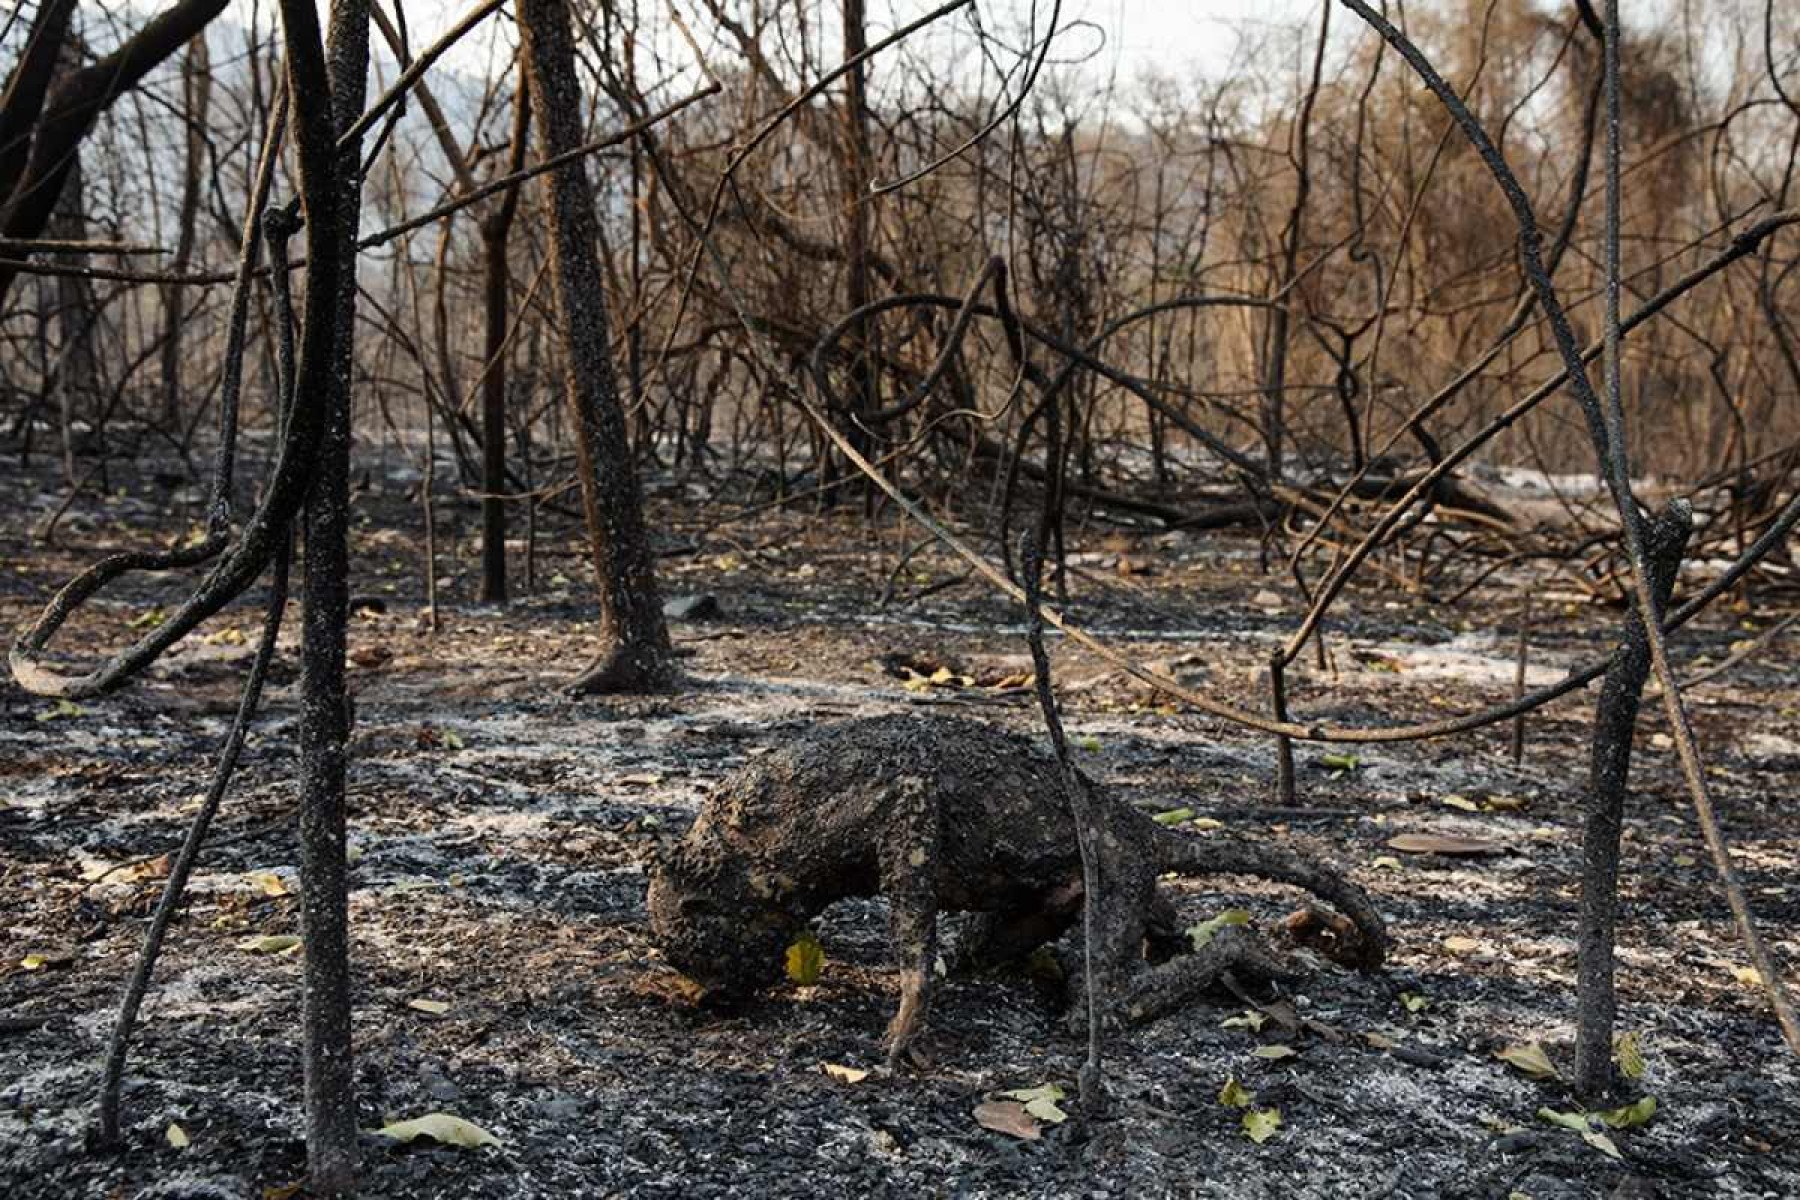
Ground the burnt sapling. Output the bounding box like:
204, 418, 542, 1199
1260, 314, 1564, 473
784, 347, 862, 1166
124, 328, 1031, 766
646, 714, 1386, 1063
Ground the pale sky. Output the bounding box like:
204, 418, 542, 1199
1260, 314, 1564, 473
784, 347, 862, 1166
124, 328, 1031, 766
368, 0, 1314, 88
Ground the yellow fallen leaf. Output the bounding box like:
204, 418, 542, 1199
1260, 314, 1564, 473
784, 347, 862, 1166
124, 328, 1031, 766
822, 1063, 868, 1084
785, 932, 825, 985
1242, 1107, 1282, 1144
165, 1122, 189, 1149
237, 934, 301, 954
1582, 1130, 1623, 1160
1732, 966, 1763, 987
408, 998, 450, 1015
1442, 936, 1483, 954
1218, 1076, 1254, 1108
248, 872, 290, 898
1251, 1044, 1298, 1060
1186, 908, 1251, 952
1598, 1096, 1656, 1129
1537, 1107, 1588, 1132
1496, 1041, 1558, 1080
1614, 1032, 1646, 1081
999, 1084, 1067, 1122
375, 1113, 500, 1148
35, 699, 84, 723
1441, 795, 1480, 812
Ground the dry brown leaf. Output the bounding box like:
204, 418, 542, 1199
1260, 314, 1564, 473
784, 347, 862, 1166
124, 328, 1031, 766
1496, 1041, 1559, 1080
973, 1100, 1041, 1140
1387, 832, 1506, 857
349, 645, 393, 669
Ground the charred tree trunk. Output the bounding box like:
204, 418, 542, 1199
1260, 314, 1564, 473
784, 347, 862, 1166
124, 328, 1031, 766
478, 65, 532, 606
0, 0, 78, 210
519, 0, 673, 693
1573, 500, 1692, 1099
0, 0, 229, 304
160, 34, 211, 425
1260, 0, 1329, 483
50, 154, 98, 481
282, 0, 369, 1189
836, 0, 876, 507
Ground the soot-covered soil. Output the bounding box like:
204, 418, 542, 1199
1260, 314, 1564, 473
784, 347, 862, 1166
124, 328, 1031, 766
1, 458, 1797, 1198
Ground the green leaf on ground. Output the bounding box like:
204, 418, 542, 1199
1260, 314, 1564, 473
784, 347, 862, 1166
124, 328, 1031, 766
1614, 1032, 1647, 1081
1496, 1041, 1558, 1081
1582, 1130, 1623, 1160
35, 699, 84, 723
1218, 1076, 1254, 1108
1598, 1096, 1656, 1129
784, 932, 825, 985
1242, 1108, 1282, 1143
999, 1084, 1067, 1123
1186, 908, 1250, 952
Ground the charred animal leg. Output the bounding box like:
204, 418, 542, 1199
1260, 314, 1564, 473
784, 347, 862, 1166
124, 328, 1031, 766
1119, 924, 1299, 1025
1155, 832, 1388, 970
947, 880, 1083, 974
1061, 840, 1161, 1034
879, 777, 941, 1065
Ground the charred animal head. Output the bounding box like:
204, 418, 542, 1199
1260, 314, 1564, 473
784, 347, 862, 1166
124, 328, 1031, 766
646, 848, 798, 998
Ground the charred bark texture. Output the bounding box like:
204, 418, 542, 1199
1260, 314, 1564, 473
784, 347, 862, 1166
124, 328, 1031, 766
1573, 500, 1692, 1098
520, 0, 672, 693
0, 0, 78, 215
282, 0, 369, 1189
479, 66, 531, 606
159, 35, 210, 423
0, 0, 229, 304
